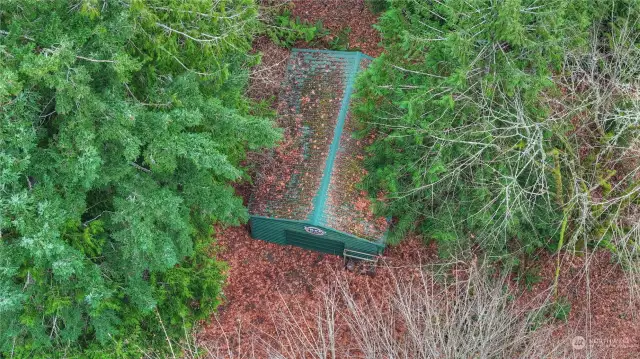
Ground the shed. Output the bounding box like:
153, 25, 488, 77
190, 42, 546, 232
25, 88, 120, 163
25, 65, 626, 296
249, 49, 388, 260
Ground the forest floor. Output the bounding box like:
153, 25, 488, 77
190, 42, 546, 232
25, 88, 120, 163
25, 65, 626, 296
201, 1, 640, 357
202, 224, 639, 358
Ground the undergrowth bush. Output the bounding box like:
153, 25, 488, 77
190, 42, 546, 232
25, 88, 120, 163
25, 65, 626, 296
327, 27, 352, 51
262, 7, 328, 48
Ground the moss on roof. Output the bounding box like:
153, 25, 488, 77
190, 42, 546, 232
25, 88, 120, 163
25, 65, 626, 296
249, 50, 387, 242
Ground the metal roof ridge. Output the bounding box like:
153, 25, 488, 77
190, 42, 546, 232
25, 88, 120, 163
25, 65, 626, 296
309, 51, 363, 225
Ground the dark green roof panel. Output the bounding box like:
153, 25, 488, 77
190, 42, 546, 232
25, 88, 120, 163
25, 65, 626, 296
249, 49, 387, 251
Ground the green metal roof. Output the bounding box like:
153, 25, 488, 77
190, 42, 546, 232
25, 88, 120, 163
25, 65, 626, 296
249, 49, 387, 242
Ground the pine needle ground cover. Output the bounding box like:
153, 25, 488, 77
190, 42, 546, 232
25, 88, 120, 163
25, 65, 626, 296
250, 49, 387, 250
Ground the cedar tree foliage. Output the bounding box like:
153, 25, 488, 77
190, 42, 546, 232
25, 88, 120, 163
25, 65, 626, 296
0, 0, 280, 356
356, 0, 640, 268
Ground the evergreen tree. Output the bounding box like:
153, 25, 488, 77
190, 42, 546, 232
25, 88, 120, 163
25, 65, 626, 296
356, 0, 639, 265
0, 0, 279, 356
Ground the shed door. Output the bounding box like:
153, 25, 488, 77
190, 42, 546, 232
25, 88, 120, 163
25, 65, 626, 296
284, 230, 344, 256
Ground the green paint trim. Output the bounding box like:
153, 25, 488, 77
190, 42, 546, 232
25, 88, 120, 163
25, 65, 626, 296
309, 51, 363, 225
250, 215, 386, 247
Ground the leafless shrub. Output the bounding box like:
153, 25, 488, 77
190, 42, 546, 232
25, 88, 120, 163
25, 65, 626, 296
170, 262, 568, 359
336, 263, 563, 358
554, 17, 640, 299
